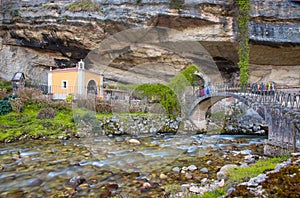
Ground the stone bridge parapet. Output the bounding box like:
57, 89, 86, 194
187, 86, 300, 156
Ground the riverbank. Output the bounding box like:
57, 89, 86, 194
1, 132, 298, 197
1, 97, 298, 197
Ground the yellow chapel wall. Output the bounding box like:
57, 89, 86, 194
51, 70, 78, 95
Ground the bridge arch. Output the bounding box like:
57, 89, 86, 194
188, 92, 266, 130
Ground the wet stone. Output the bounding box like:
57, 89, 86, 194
200, 167, 209, 173
172, 167, 180, 173
159, 173, 168, 180
25, 178, 43, 187
185, 172, 193, 179
187, 165, 197, 171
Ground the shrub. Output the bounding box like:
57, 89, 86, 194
0, 88, 7, 100
65, 94, 73, 103
50, 100, 71, 110
95, 99, 112, 113
17, 87, 43, 105
36, 108, 57, 119
9, 98, 24, 113
34, 95, 51, 108
134, 83, 180, 116
0, 100, 12, 115
75, 95, 95, 111
5, 94, 18, 100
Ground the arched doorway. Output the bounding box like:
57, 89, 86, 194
87, 80, 97, 95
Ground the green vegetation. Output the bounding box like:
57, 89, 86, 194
0, 104, 75, 142
178, 64, 201, 85
65, 94, 73, 103
0, 80, 12, 92
189, 188, 225, 198
0, 86, 75, 142
134, 83, 180, 116
0, 100, 12, 115
66, 0, 99, 12
237, 0, 250, 88
170, 0, 184, 10
133, 64, 201, 117
224, 155, 290, 189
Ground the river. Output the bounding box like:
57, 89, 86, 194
0, 134, 266, 197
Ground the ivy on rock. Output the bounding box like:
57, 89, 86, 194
237, 0, 250, 89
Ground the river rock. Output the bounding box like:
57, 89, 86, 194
241, 150, 252, 155
187, 165, 197, 171
206, 160, 212, 165
201, 178, 208, 184
142, 182, 151, 189
185, 172, 193, 179
218, 179, 225, 187
159, 173, 168, 179
227, 187, 236, 194
126, 139, 141, 145
25, 178, 43, 187
200, 167, 209, 173
189, 186, 204, 194
172, 167, 180, 173
217, 164, 238, 181
115, 137, 125, 142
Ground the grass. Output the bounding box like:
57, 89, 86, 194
0, 104, 76, 142
0, 80, 12, 92
189, 189, 225, 198
224, 155, 290, 189
187, 155, 290, 198
66, 0, 99, 11
0, 102, 156, 142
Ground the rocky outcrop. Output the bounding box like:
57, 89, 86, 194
0, 0, 299, 86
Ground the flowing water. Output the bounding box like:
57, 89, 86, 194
0, 134, 266, 197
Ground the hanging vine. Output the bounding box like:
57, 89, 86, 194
237, 0, 250, 88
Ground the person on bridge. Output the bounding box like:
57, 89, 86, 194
252, 83, 258, 94
199, 88, 205, 97
260, 82, 265, 95
206, 87, 210, 95
271, 82, 275, 95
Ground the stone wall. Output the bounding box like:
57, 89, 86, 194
0, 0, 299, 86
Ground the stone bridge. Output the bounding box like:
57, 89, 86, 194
187, 87, 300, 156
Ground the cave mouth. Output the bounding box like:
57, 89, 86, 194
213, 56, 239, 81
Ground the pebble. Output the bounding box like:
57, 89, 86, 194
127, 139, 141, 145
142, 182, 151, 189
291, 152, 300, 156
159, 173, 168, 179
25, 178, 43, 187
200, 167, 209, 173
217, 164, 238, 180
79, 183, 89, 188
201, 178, 208, 184
185, 172, 193, 179
241, 150, 252, 155
182, 166, 188, 171
187, 165, 197, 171
172, 167, 180, 173
189, 186, 204, 194
218, 179, 225, 187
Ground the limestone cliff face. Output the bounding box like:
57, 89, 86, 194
0, 0, 299, 86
